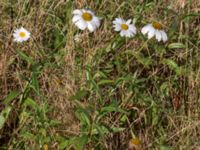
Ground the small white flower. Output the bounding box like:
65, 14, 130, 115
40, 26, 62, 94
113, 17, 136, 37
13, 27, 31, 43
141, 22, 168, 42
72, 9, 100, 32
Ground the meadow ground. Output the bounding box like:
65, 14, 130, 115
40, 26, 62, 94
0, 0, 200, 149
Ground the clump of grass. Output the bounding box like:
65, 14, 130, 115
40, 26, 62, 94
0, 0, 200, 149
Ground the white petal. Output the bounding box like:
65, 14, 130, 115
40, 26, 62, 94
126, 31, 133, 37
112, 19, 119, 25
92, 16, 100, 28
128, 32, 134, 37
113, 17, 124, 25
120, 30, 127, 37
73, 9, 82, 15
86, 10, 95, 16
126, 19, 132, 25
160, 30, 168, 42
87, 22, 95, 32
72, 15, 81, 23
155, 30, 162, 42
141, 24, 151, 35
114, 24, 121, 31
129, 25, 136, 34
147, 27, 155, 39
75, 19, 87, 30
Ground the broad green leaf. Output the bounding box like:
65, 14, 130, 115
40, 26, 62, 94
168, 43, 185, 49
21, 132, 35, 140
163, 59, 178, 69
69, 90, 88, 101
16, 50, 34, 64
31, 72, 39, 93
75, 109, 90, 127
59, 140, 70, 150
97, 105, 127, 122
23, 97, 37, 108
111, 127, 125, 132
97, 80, 114, 85
3, 91, 20, 105
73, 135, 88, 150
0, 106, 12, 129
101, 105, 127, 114
133, 52, 153, 67
95, 124, 110, 135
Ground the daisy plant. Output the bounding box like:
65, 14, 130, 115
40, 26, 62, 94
113, 17, 137, 37
72, 9, 100, 32
141, 22, 168, 42
13, 27, 31, 43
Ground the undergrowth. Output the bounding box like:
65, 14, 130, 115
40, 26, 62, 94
0, 0, 200, 149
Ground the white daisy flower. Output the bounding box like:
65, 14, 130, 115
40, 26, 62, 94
72, 9, 100, 32
141, 22, 168, 42
13, 27, 31, 43
113, 17, 136, 37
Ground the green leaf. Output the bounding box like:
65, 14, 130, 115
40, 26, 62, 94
168, 43, 185, 49
159, 145, 174, 150
163, 59, 178, 68
60, 135, 88, 150
3, 91, 20, 105
97, 105, 127, 122
75, 109, 90, 127
21, 132, 35, 140
162, 59, 181, 75
69, 90, 88, 101
133, 52, 153, 67
95, 124, 110, 135
73, 135, 88, 150
59, 140, 70, 150
23, 97, 38, 108
16, 50, 34, 64
101, 105, 127, 114
0, 106, 12, 129
111, 127, 125, 132
31, 72, 39, 93
97, 80, 114, 86
182, 13, 200, 21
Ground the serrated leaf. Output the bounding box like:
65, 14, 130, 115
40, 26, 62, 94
162, 59, 181, 75
163, 59, 179, 69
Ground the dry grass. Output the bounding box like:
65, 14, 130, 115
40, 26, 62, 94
0, 0, 200, 149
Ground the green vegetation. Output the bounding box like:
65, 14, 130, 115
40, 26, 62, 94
0, 0, 200, 149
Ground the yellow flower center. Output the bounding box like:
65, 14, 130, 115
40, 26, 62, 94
131, 138, 141, 145
82, 12, 93, 21
121, 24, 129, 30
152, 22, 162, 30
19, 32, 26, 38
